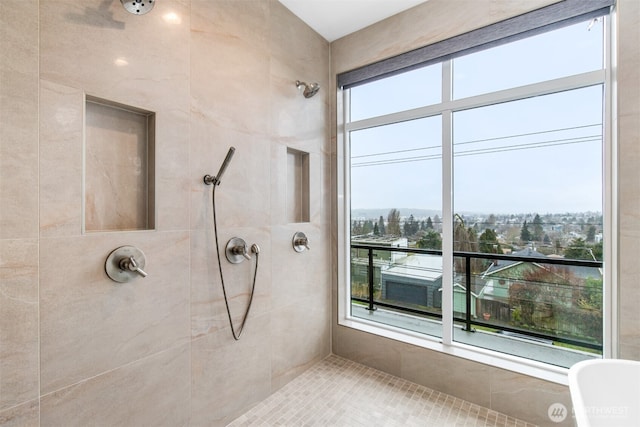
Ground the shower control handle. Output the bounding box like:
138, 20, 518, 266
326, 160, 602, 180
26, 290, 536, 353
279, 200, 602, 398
292, 232, 310, 253
105, 246, 148, 283
225, 238, 261, 264
230, 244, 252, 261
295, 238, 310, 250
226, 237, 251, 264
120, 256, 148, 278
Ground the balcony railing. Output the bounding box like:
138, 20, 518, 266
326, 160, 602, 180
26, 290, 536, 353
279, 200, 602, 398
350, 243, 603, 353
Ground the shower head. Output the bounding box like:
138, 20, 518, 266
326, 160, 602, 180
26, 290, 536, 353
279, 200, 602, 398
296, 80, 320, 98
121, 0, 155, 15
204, 147, 236, 186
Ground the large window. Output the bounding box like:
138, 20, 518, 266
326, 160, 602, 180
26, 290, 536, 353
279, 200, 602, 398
338, 8, 613, 378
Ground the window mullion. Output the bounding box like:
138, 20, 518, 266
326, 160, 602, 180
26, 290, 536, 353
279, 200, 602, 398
441, 60, 454, 345
345, 70, 605, 133
338, 88, 351, 320
603, 13, 616, 359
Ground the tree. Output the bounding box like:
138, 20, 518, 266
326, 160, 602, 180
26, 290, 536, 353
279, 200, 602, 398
520, 220, 532, 243
417, 230, 442, 250
509, 282, 541, 326
532, 214, 544, 241
403, 214, 419, 237
377, 216, 386, 236
454, 214, 471, 250
362, 219, 374, 235
586, 225, 597, 243
433, 215, 441, 231
453, 214, 481, 272
579, 276, 603, 309
426, 217, 433, 229
590, 241, 603, 260
564, 237, 591, 260
510, 266, 573, 327
387, 209, 401, 236
373, 223, 380, 235
351, 220, 362, 235
478, 229, 501, 254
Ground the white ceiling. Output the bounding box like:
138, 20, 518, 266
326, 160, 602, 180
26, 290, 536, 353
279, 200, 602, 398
278, 0, 429, 42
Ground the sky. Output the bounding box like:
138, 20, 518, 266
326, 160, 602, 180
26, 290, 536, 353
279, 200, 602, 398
348, 18, 605, 215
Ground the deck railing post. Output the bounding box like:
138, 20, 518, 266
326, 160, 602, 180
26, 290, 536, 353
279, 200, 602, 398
367, 248, 376, 311
465, 255, 473, 332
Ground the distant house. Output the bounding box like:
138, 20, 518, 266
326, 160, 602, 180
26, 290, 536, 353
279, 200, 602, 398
477, 247, 602, 322
350, 236, 409, 288
381, 253, 443, 309
438, 283, 478, 319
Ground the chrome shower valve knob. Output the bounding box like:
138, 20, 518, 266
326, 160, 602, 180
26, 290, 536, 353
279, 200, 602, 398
119, 255, 148, 277
292, 232, 310, 252
105, 246, 148, 283
231, 243, 252, 261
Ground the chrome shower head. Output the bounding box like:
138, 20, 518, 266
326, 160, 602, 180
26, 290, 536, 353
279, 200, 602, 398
296, 80, 320, 98
121, 0, 155, 15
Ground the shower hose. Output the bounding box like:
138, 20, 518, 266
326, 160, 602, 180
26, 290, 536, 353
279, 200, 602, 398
211, 184, 259, 340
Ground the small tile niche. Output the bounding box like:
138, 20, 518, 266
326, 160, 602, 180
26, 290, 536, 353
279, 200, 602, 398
84, 96, 155, 232
286, 147, 310, 223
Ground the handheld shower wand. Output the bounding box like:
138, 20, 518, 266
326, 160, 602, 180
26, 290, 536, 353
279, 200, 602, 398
203, 146, 260, 340
204, 147, 235, 186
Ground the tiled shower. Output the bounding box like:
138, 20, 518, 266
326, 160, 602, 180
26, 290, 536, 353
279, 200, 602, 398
1, 0, 639, 426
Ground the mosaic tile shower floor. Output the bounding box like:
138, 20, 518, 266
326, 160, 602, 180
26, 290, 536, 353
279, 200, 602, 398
227, 354, 537, 427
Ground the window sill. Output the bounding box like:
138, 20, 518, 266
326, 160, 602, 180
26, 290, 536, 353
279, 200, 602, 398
339, 314, 572, 385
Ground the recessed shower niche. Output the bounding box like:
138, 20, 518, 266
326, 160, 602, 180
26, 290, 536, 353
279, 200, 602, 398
84, 96, 155, 232
287, 147, 310, 223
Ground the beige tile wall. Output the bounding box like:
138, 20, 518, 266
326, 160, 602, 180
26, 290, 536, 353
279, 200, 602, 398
330, 0, 640, 426
1, 0, 330, 426
617, 0, 640, 361
0, 0, 40, 423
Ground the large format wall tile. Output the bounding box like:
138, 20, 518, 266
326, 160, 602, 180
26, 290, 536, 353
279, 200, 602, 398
270, 300, 330, 391
191, 0, 270, 137
0, 239, 39, 411
333, 326, 404, 377
268, 26, 328, 143
617, 0, 640, 361
189, 123, 272, 230
40, 231, 189, 394
270, 223, 329, 311
190, 226, 272, 340
191, 315, 272, 427
41, 344, 190, 427
0, 0, 39, 240
490, 368, 573, 426
39, 0, 190, 111
400, 346, 493, 409
190, 0, 272, 232
0, 399, 39, 427
39, 80, 84, 237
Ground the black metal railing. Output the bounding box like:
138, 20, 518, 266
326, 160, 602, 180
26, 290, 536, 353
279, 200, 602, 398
350, 243, 604, 351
